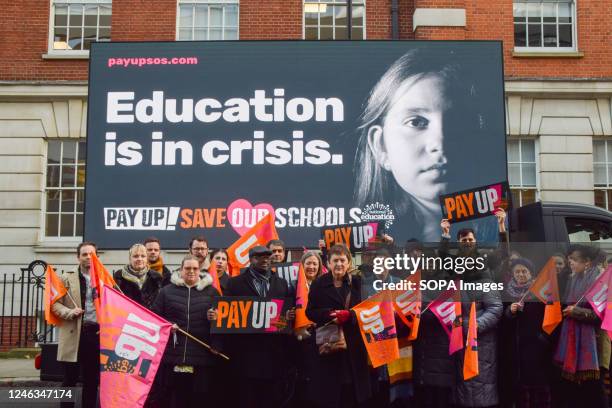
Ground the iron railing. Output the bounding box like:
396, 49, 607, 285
0, 260, 57, 349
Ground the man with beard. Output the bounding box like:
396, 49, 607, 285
144, 237, 172, 286
439, 208, 508, 277
188, 235, 211, 274
266, 239, 286, 264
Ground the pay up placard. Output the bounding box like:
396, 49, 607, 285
321, 222, 383, 252
211, 297, 294, 334
440, 181, 511, 224
271, 262, 300, 290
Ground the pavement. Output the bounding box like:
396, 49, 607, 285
0, 359, 39, 383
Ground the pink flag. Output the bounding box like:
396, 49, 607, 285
586, 266, 612, 320
599, 267, 612, 337
429, 286, 463, 354
99, 286, 172, 408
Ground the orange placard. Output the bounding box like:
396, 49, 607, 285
353, 291, 400, 368
226, 213, 278, 276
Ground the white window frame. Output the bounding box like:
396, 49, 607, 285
42, 139, 86, 242
513, 0, 577, 52
47, 0, 112, 57
508, 138, 540, 207
303, 0, 367, 40
593, 139, 612, 210
176, 0, 239, 41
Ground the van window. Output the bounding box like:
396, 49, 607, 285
565, 218, 612, 243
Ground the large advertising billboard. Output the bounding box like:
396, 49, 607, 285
85, 41, 506, 248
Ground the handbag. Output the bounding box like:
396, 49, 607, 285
315, 279, 352, 355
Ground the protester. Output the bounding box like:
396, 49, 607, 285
210, 248, 230, 292
144, 236, 172, 286
439, 208, 509, 279
361, 246, 400, 298
223, 245, 294, 407
413, 263, 455, 408
302, 250, 323, 286
500, 258, 552, 408
306, 244, 372, 408
51, 242, 100, 408
294, 250, 324, 407
151, 255, 221, 408
267, 238, 287, 264
113, 243, 163, 309
438, 218, 503, 407
554, 245, 610, 408
188, 235, 211, 272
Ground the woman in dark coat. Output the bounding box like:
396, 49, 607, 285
114, 243, 163, 309
150, 255, 221, 408
500, 258, 552, 408
306, 244, 372, 408
453, 268, 503, 408
413, 268, 456, 408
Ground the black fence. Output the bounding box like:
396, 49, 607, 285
0, 260, 56, 350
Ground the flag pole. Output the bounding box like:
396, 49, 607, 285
177, 328, 229, 361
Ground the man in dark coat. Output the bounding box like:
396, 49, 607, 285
144, 236, 172, 286
439, 213, 505, 407
224, 245, 293, 408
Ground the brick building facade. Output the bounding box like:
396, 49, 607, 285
0, 0, 611, 277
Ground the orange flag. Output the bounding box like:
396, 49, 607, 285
43, 265, 68, 326
294, 263, 313, 330
463, 301, 479, 380
353, 291, 400, 368
390, 270, 421, 340
90, 252, 117, 315
227, 213, 278, 276
529, 257, 562, 334
208, 260, 223, 295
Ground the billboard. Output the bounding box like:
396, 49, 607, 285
85, 41, 506, 248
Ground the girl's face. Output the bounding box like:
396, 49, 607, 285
371, 75, 449, 202
213, 252, 228, 274
512, 264, 532, 285
303, 256, 320, 281
568, 251, 590, 275
130, 248, 147, 271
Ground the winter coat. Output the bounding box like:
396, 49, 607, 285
413, 308, 456, 388
306, 272, 372, 408
500, 301, 553, 391
223, 267, 292, 380
113, 267, 164, 309
452, 270, 503, 408
51, 268, 89, 362
218, 272, 230, 293
151, 271, 220, 367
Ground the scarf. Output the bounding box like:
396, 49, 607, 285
553, 266, 600, 382
505, 277, 534, 300
121, 264, 149, 290
249, 267, 271, 297
148, 256, 164, 275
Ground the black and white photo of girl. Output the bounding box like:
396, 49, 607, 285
353, 46, 505, 243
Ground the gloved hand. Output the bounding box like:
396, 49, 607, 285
330, 310, 350, 325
